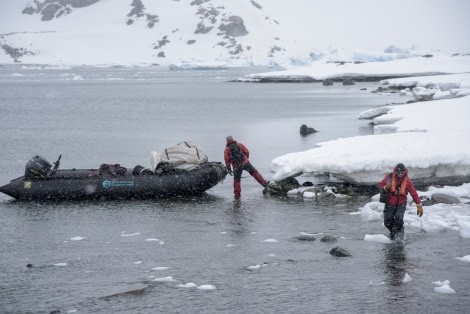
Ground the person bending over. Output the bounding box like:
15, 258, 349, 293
224, 136, 269, 197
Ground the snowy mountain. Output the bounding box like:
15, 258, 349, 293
1, 0, 468, 67
0, 0, 312, 67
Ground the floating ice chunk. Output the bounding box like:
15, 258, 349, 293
433, 280, 450, 286
433, 280, 456, 293
300, 232, 323, 236
70, 236, 86, 241
360, 205, 382, 222
364, 234, 393, 243
457, 220, 470, 238
455, 255, 470, 263
197, 284, 216, 290
177, 282, 197, 288
262, 239, 278, 243
153, 276, 175, 282
134, 261, 142, 265
152, 266, 171, 271
146, 238, 164, 244
368, 280, 386, 286
403, 273, 412, 283
247, 264, 261, 271
303, 191, 316, 198
121, 232, 140, 237
54, 263, 67, 267
434, 285, 456, 294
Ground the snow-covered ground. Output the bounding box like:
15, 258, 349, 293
267, 54, 470, 185
253, 54, 470, 240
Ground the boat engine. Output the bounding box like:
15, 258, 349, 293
25, 155, 52, 178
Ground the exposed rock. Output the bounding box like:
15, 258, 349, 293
219, 16, 248, 37
22, 0, 99, 21
299, 124, 317, 136
323, 78, 334, 86
42, 4, 63, 21
431, 193, 460, 204
294, 234, 316, 241
343, 78, 354, 85
320, 235, 338, 243
1, 44, 35, 62
153, 36, 170, 49
329, 246, 351, 257
195, 22, 213, 34
266, 177, 300, 194
251, 1, 262, 10
101, 284, 153, 299
126, 0, 159, 28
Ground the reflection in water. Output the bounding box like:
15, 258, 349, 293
224, 198, 252, 236
382, 243, 407, 286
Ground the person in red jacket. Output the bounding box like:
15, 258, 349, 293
224, 136, 269, 197
380, 163, 423, 241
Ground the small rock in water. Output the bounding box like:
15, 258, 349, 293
299, 124, 318, 136
294, 235, 316, 241
320, 235, 337, 243
329, 246, 351, 257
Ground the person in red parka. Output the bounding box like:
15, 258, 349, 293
224, 136, 269, 197
380, 163, 423, 241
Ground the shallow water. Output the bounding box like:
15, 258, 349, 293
0, 66, 469, 313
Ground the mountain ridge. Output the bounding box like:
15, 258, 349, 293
1, 0, 306, 66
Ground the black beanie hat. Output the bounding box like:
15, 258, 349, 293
396, 163, 406, 172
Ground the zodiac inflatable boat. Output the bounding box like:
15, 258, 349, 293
0, 142, 228, 201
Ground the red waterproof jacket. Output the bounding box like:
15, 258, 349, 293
380, 168, 421, 206
224, 140, 249, 169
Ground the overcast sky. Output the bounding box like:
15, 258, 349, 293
264, 0, 470, 53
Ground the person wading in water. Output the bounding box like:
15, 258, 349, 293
224, 136, 269, 197
380, 163, 423, 241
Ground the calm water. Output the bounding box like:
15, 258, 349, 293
0, 66, 469, 313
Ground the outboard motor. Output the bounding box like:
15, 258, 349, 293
25, 155, 52, 178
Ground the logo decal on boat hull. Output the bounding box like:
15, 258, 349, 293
102, 180, 134, 189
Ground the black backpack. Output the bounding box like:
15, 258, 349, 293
229, 142, 245, 163
379, 172, 393, 203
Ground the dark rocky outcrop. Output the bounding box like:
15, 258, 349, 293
320, 235, 338, 243
126, 0, 159, 28
22, 0, 100, 21
329, 246, 351, 257
1, 44, 35, 62
265, 177, 301, 195
293, 234, 316, 241
323, 78, 334, 86
219, 16, 248, 37
101, 284, 153, 299
300, 124, 317, 136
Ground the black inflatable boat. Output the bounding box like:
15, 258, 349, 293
0, 154, 228, 201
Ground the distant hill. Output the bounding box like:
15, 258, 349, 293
0, 0, 311, 66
